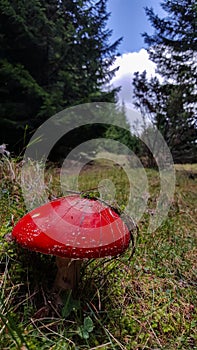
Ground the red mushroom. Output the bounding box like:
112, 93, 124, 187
12, 195, 131, 290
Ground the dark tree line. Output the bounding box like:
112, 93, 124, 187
0, 0, 125, 154
133, 0, 197, 163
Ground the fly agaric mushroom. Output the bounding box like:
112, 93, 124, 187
12, 195, 132, 290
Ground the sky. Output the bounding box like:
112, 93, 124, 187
106, 0, 166, 118
107, 0, 166, 54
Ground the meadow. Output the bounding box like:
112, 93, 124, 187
0, 155, 196, 350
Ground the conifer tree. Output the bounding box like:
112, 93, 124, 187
0, 0, 121, 151
133, 0, 197, 163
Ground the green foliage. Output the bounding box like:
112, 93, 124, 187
0, 0, 121, 152
77, 316, 94, 339
61, 291, 81, 319
133, 0, 197, 163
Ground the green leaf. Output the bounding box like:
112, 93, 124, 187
84, 316, 94, 333
77, 316, 94, 339
61, 292, 80, 318
78, 327, 90, 340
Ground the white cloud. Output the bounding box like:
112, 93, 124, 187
109, 49, 157, 127
111, 49, 156, 106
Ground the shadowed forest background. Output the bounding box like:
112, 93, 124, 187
0, 0, 196, 163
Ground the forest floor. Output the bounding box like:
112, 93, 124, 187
0, 157, 197, 350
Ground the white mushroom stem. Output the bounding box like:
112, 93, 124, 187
54, 257, 82, 291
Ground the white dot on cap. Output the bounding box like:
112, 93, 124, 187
32, 213, 41, 218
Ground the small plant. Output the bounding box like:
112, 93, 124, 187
77, 316, 94, 339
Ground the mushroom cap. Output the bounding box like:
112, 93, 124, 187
12, 195, 131, 259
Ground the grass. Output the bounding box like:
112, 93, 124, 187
0, 155, 197, 349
